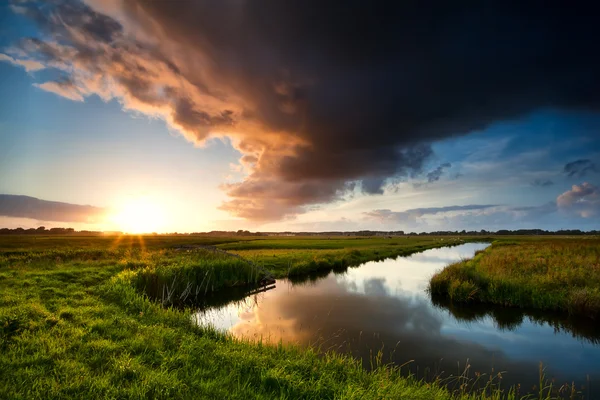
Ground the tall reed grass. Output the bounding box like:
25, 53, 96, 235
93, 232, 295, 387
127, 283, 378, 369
429, 240, 600, 318
115, 249, 271, 306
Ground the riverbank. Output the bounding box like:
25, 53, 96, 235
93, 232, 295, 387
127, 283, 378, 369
429, 239, 600, 319
0, 235, 584, 399
218, 236, 468, 277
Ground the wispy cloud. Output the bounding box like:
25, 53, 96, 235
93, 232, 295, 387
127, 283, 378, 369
0, 53, 45, 72
531, 179, 554, 187
364, 204, 498, 224
363, 203, 559, 231
563, 159, 598, 178
364, 181, 599, 231
33, 80, 84, 101
426, 163, 452, 183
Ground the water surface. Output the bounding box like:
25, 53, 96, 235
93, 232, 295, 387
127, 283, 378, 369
194, 243, 600, 392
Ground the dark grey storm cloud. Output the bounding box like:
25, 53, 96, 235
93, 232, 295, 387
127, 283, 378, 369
7, 0, 600, 220
0, 194, 105, 223
563, 159, 598, 178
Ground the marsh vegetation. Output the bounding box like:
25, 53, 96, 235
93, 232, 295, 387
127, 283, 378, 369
1, 235, 598, 399
429, 239, 600, 318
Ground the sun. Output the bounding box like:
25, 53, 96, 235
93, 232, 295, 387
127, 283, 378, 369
111, 197, 166, 234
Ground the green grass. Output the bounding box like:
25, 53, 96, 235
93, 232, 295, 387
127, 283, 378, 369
217, 237, 433, 250
0, 234, 245, 252
222, 237, 467, 277
121, 249, 269, 306
429, 239, 600, 318
0, 235, 584, 399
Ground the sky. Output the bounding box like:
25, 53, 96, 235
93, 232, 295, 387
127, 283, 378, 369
0, 0, 599, 233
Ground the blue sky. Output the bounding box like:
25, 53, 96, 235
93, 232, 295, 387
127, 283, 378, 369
1, 1, 599, 232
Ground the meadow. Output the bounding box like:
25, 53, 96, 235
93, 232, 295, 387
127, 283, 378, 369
0, 234, 589, 399
220, 236, 467, 276
429, 239, 600, 318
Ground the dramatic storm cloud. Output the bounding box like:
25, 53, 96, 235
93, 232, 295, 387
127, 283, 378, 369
0, 194, 106, 223
5, 0, 600, 220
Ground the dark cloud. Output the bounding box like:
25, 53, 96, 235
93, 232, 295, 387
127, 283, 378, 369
219, 180, 356, 221
0, 194, 106, 223
361, 177, 386, 195
8, 0, 600, 220
563, 159, 598, 178
426, 162, 452, 183
531, 179, 554, 187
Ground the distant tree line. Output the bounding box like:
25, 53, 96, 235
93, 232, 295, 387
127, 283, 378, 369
0, 227, 597, 236
0, 227, 98, 235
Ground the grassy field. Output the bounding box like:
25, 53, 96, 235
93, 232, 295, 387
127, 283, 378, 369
0, 234, 246, 251
429, 239, 600, 318
223, 236, 466, 276
0, 234, 585, 399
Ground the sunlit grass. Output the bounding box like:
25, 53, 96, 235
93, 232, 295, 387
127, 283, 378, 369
225, 237, 466, 277
119, 249, 269, 306
429, 239, 600, 318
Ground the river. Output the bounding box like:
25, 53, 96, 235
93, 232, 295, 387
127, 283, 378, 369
193, 243, 600, 394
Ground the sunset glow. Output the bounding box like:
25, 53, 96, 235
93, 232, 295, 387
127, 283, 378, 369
111, 197, 166, 234
0, 1, 598, 233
